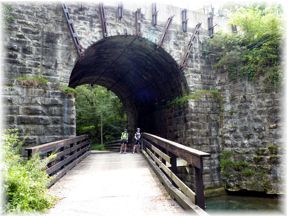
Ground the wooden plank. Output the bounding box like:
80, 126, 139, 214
146, 148, 196, 203
47, 140, 90, 164
25, 135, 88, 152
150, 143, 171, 163
143, 133, 209, 168
143, 133, 209, 157
47, 145, 90, 175
142, 150, 209, 216
48, 151, 90, 187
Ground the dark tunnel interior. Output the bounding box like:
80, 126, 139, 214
69, 35, 187, 133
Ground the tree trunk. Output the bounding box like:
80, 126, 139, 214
100, 112, 103, 145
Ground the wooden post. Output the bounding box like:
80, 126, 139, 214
194, 158, 205, 210
27, 149, 33, 159
169, 153, 177, 174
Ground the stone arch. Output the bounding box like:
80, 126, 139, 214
69, 35, 188, 133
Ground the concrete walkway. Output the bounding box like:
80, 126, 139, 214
45, 152, 185, 216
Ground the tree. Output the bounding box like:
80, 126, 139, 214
75, 85, 127, 145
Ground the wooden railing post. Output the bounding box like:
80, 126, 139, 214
142, 133, 209, 212
169, 153, 177, 174
194, 158, 205, 210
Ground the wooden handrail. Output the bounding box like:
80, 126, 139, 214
142, 133, 210, 210
24, 135, 90, 187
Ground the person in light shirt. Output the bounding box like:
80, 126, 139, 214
120, 128, 128, 154
133, 128, 141, 154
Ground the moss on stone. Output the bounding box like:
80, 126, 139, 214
60, 85, 77, 96
241, 168, 254, 176
16, 75, 48, 87
233, 161, 249, 171
253, 155, 264, 163
268, 144, 278, 155
256, 147, 268, 156
268, 155, 280, 164
166, 89, 222, 107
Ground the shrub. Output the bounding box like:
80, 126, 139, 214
3, 129, 56, 213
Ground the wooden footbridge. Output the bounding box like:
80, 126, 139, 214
25, 133, 210, 215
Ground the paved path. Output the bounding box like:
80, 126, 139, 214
45, 152, 184, 216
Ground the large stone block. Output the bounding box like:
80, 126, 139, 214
21, 106, 47, 115
17, 116, 51, 125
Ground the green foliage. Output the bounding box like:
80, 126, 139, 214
90, 143, 106, 151
220, 150, 234, 173
220, 159, 234, 172
256, 147, 268, 156
253, 155, 264, 163
220, 150, 249, 175
268, 155, 280, 164
3, 129, 56, 213
17, 75, 48, 87
204, 4, 283, 89
75, 85, 127, 144
233, 161, 249, 171
241, 168, 254, 176
167, 89, 222, 107
221, 150, 233, 160
60, 85, 77, 96
267, 144, 278, 154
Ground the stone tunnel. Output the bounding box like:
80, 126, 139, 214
69, 35, 187, 133
3, 2, 283, 194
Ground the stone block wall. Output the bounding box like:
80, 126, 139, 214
218, 79, 284, 194
153, 94, 222, 189
3, 82, 76, 145
4, 3, 77, 85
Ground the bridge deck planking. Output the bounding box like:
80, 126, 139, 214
45, 153, 185, 216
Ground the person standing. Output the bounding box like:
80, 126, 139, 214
120, 129, 128, 153
133, 128, 141, 154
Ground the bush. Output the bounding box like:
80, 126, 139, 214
3, 129, 56, 213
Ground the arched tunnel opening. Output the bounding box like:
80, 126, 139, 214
69, 35, 187, 135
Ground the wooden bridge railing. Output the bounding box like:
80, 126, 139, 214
104, 139, 122, 152
142, 133, 210, 212
24, 135, 90, 187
